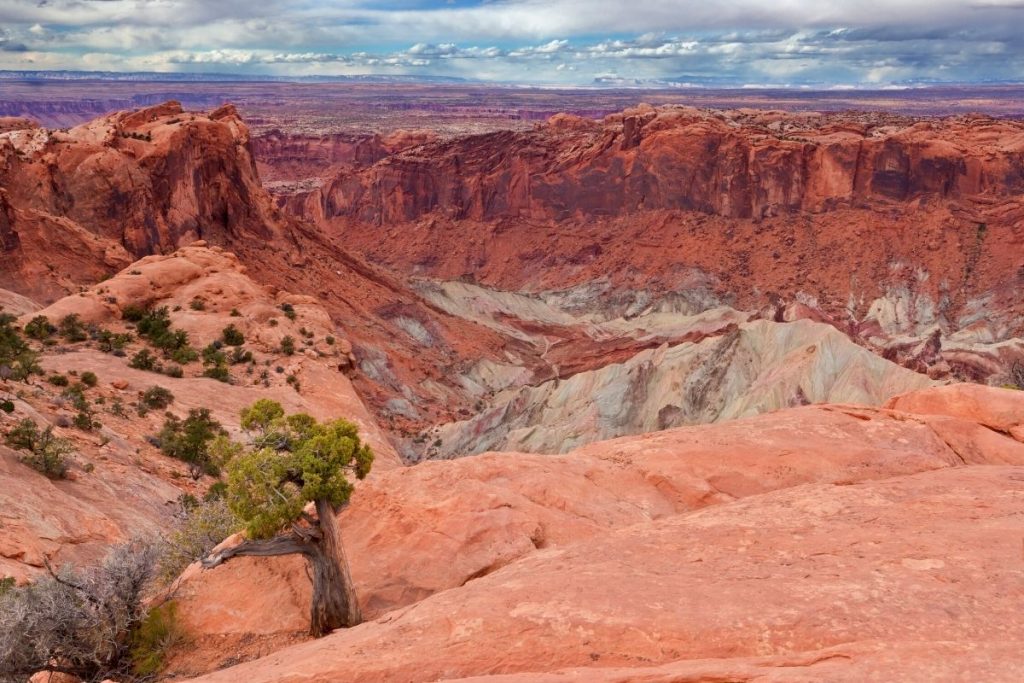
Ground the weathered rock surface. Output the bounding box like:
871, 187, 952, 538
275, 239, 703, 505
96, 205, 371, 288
0, 244, 399, 581
190, 461, 1024, 682
426, 318, 935, 457
172, 385, 1024, 676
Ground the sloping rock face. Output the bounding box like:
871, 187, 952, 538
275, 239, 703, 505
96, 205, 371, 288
286, 106, 1024, 384
182, 384, 1024, 681
425, 318, 935, 457
314, 107, 1024, 223
0, 244, 398, 582
0, 102, 285, 300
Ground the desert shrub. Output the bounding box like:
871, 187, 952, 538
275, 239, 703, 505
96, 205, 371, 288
280, 335, 296, 356
0, 314, 41, 382
189, 298, 205, 311
221, 324, 245, 346
0, 577, 13, 595
280, 302, 296, 320
23, 316, 56, 340
229, 308, 241, 317
0, 400, 13, 413
72, 410, 96, 432
47, 373, 69, 387
1011, 361, 1024, 390
80, 371, 98, 388
140, 386, 174, 409
97, 329, 132, 354
169, 345, 198, 364
0, 541, 160, 682
121, 304, 148, 322
58, 314, 88, 343
157, 497, 239, 582
129, 601, 185, 676
157, 408, 225, 478
201, 344, 231, 383
4, 418, 73, 479
130, 348, 156, 371
162, 364, 184, 379
228, 347, 252, 365
325, 335, 335, 346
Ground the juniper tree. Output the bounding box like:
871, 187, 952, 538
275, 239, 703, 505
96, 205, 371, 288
201, 400, 373, 636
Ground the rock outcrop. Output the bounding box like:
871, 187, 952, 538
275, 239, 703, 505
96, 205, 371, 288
179, 384, 1024, 681
0, 244, 398, 582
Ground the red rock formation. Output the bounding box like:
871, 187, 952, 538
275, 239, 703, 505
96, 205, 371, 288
288, 106, 1024, 351
180, 385, 1024, 681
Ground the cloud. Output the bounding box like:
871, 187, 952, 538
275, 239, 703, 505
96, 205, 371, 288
0, 1, 1022, 84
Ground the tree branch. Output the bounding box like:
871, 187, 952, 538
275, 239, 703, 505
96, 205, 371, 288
201, 533, 312, 569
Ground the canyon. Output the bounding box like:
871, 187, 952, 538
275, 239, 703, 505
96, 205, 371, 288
1, 96, 1023, 681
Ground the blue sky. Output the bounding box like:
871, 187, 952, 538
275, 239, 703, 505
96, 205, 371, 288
1, 1, 1024, 86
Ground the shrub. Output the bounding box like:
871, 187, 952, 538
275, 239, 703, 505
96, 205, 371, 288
129, 601, 185, 676
121, 304, 148, 322
97, 329, 132, 354
157, 497, 238, 582
0, 314, 41, 382
280, 335, 296, 356
189, 298, 205, 311
140, 386, 174, 409
47, 373, 69, 387
58, 314, 88, 342
0, 400, 13, 413
130, 348, 156, 371
162, 364, 184, 379
222, 324, 245, 346
1011, 361, 1024, 390
0, 541, 159, 682
229, 347, 252, 365
23, 316, 56, 340
230, 308, 241, 317
325, 335, 335, 346
4, 418, 73, 479
72, 410, 95, 432
157, 408, 224, 478
280, 302, 296, 320
169, 345, 198, 364
202, 364, 231, 383
80, 371, 98, 388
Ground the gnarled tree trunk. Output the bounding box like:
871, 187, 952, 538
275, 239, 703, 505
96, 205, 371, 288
201, 499, 361, 636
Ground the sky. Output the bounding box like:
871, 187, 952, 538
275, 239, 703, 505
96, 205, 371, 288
1, 0, 1024, 86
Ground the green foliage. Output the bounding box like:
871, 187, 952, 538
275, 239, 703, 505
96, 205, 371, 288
0, 313, 41, 382
97, 328, 132, 354
227, 401, 373, 540
325, 335, 335, 346
280, 335, 296, 356
140, 386, 174, 409
23, 315, 56, 340
0, 400, 14, 413
189, 298, 205, 311
0, 576, 14, 594
58, 314, 88, 342
48, 373, 69, 387
4, 418, 74, 479
162, 364, 184, 379
229, 308, 241, 317
221, 324, 245, 346
80, 371, 98, 388
130, 348, 156, 371
73, 410, 96, 432
280, 302, 296, 320
228, 346, 252, 365
129, 601, 184, 677
132, 306, 195, 358
158, 408, 225, 479
157, 498, 239, 582
201, 343, 231, 383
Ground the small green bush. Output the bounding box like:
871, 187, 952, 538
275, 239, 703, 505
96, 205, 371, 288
23, 316, 56, 340
48, 373, 69, 387
0, 400, 14, 413
221, 324, 245, 346
130, 349, 157, 371
4, 418, 73, 479
162, 364, 184, 379
158, 409, 224, 478
80, 371, 98, 388
58, 314, 88, 343
189, 298, 205, 311
280, 336, 295, 356
280, 303, 296, 320
140, 386, 174, 409
129, 601, 184, 677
